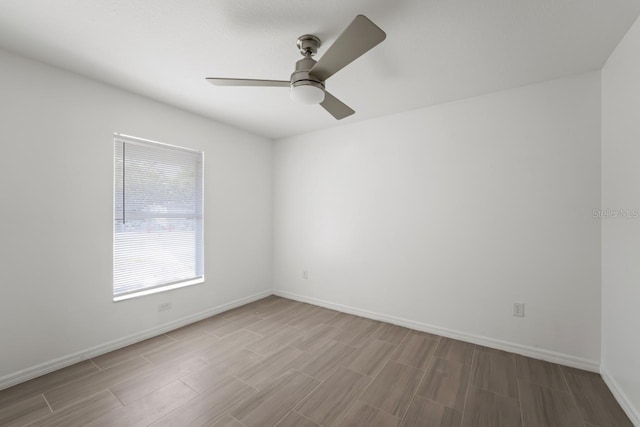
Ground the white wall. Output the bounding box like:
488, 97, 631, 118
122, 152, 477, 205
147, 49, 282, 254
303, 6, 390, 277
0, 48, 272, 382
273, 72, 602, 366
602, 15, 640, 423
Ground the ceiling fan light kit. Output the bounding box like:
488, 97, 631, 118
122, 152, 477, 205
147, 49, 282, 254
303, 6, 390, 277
290, 81, 325, 104
290, 37, 326, 104
206, 15, 386, 120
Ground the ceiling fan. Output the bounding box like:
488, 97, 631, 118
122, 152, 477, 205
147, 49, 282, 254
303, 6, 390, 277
206, 15, 386, 120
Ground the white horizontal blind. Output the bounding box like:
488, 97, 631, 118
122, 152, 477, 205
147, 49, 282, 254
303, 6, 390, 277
114, 135, 203, 298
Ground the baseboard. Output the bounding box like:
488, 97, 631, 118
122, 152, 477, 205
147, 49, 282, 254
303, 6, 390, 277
273, 289, 600, 372
601, 366, 640, 426
0, 290, 271, 391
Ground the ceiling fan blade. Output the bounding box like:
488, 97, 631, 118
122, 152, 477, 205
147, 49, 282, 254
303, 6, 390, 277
320, 91, 355, 120
206, 78, 289, 87
310, 15, 386, 82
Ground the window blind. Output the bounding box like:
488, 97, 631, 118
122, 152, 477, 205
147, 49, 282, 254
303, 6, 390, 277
114, 134, 203, 298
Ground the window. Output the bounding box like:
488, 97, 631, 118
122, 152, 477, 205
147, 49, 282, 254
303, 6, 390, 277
113, 134, 204, 301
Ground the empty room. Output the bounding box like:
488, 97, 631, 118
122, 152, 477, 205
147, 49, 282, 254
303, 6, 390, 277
1, 1, 639, 426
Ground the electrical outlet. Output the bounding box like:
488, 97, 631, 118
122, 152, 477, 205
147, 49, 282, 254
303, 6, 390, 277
513, 302, 525, 317
158, 302, 172, 312
302, 270, 308, 280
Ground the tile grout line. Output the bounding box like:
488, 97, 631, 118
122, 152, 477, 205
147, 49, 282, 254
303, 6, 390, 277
177, 378, 202, 396
465, 378, 522, 400
232, 376, 260, 394
20, 395, 54, 427
106, 387, 125, 407
362, 322, 432, 425
89, 359, 103, 372
139, 354, 153, 365
163, 332, 178, 342
337, 355, 387, 418
196, 355, 211, 367
514, 368, 577, 393
459, 346, 478, 427
100, 340, 178, 370
41, 392, 54, 413
292, 409, 321, 426
352, 357, 420, 421
229, 413, 248, 427
44, 385, 113, 413
328, 367, 377, 427
559, 366, 587, 425
283, 369, 327, 424
472, 349, 522, 401
391, 358, 427, 372
516, 377, 525, 426
397, 353, 431, 426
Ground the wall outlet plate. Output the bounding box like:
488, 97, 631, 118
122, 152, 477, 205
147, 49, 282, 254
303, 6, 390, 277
513, 302, 525, 317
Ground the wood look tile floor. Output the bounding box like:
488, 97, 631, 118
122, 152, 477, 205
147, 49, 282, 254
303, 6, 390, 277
0, 296, 633, 427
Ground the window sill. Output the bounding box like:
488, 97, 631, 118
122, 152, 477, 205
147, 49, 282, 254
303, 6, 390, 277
113, 277, 204, 302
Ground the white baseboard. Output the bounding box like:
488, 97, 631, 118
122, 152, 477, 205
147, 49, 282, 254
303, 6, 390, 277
0, 290, 271, 392
601, 366, 640, 426
272, 289, 600, 372
6, 287, 631, 421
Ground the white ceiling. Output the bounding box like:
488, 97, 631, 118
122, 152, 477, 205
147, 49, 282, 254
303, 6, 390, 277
0, 1, 639, 139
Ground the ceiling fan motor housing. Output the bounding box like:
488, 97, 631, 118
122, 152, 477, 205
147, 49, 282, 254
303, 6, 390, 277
291, 35, 325, 94
290, 56, 325, 104
290, 56, 325, 92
